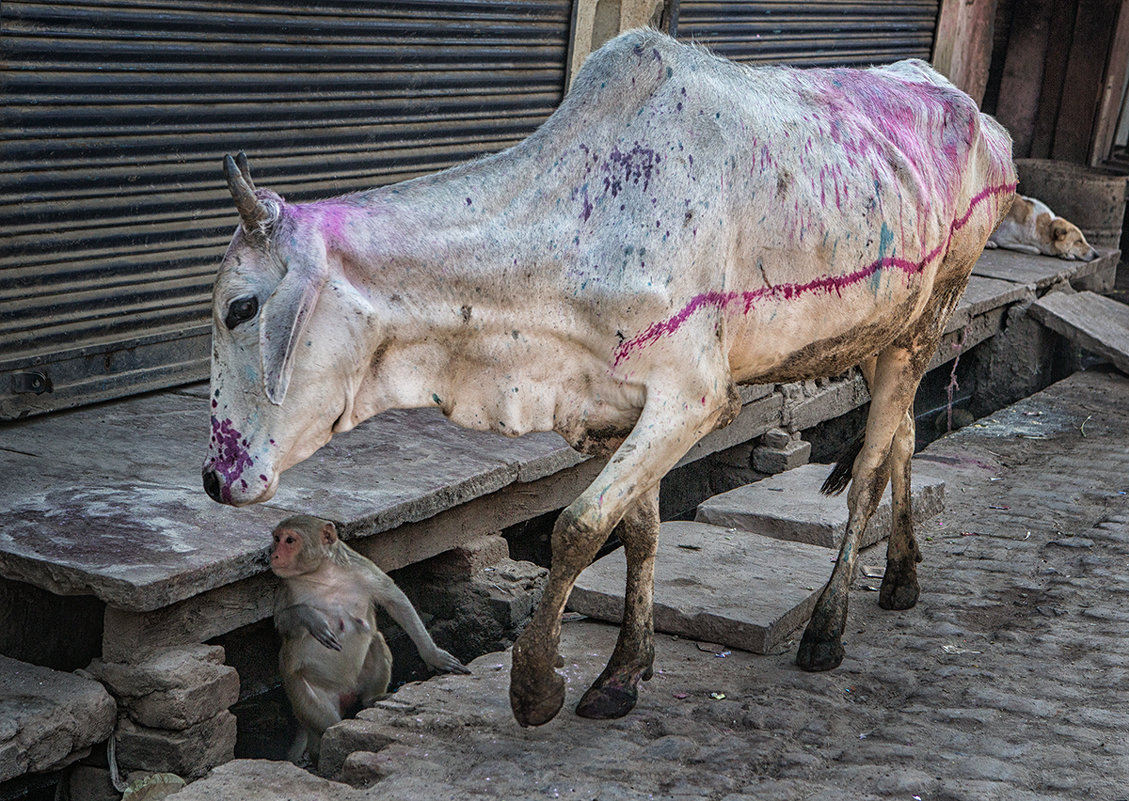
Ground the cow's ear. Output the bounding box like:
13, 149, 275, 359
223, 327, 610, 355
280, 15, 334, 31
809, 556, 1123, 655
259, 257, 327, 405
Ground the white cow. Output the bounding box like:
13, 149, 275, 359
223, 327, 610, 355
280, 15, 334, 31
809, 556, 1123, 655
203, 30, 1015, 727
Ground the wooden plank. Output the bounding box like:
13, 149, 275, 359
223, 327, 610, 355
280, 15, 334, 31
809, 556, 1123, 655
1090, 0, 1129, 165
993, 0, 1054, 157
1052, 0, 1121, 162
971, 246, 1119, 290
932, 0, 998, 105
1030, 2, 1077, 158
1029, 290, 1129, 374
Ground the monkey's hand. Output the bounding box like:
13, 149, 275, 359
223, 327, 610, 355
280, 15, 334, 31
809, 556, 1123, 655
279, 604, 343, 651
424, 646, 471, 675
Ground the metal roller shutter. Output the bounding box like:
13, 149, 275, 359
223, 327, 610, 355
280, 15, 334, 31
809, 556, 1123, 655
0, 0, 573, 419
672, 1, 940, 67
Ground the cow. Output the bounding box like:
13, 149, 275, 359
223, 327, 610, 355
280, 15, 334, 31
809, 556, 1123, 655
202, 29, 1015, 728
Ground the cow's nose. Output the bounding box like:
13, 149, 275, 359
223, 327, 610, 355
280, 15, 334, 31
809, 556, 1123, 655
202, 469, 223, 503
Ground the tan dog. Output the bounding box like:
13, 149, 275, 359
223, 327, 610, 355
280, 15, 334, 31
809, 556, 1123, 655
987, 194, 1098, 261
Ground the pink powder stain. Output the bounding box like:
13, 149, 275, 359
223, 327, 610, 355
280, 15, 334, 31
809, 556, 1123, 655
611, 181, 1016, 367
284, 200, 363, 247
209, 415, 254, 503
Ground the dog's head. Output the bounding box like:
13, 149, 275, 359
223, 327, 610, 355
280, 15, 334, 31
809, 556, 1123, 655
1049, 218, 1099, 261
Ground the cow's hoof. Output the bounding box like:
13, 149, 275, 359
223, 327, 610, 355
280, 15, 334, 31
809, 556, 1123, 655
796, 628, 844, 672
509, 669, 565, 728
575, 670, 642, 719
878, 571, 919, 611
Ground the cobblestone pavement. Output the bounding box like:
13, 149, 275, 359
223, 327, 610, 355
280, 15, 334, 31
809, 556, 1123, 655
178, 369, 1129, 801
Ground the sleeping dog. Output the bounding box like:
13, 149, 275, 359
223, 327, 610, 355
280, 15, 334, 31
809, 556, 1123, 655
987, 194, 1099, 261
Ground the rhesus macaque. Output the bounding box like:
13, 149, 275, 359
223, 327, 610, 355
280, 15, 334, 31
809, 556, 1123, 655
270, 514, 469, 761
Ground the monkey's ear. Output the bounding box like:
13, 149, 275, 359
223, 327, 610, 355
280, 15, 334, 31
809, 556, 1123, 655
321, 521, 338, 546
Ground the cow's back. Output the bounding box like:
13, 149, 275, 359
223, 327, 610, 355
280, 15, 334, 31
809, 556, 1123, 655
549, 32, 1014, 382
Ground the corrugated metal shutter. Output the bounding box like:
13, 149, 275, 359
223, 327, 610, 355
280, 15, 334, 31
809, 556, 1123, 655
672, 1, 939, 67
0, 0, 573, 420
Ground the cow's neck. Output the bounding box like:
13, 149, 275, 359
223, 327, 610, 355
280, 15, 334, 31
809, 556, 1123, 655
334, 154, 574, 426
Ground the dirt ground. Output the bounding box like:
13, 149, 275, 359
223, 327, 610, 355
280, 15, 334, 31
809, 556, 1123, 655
176, 368, 1129, 801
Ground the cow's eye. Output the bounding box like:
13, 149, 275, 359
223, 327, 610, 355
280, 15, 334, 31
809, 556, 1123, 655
224, 296, 259, 329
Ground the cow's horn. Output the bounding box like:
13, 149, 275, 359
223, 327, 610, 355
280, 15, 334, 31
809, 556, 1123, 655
234, 151, 256, 190
224, 154, 273, 235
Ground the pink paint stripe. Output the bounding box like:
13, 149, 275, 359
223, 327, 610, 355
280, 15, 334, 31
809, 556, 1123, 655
611, 181, 1016, 367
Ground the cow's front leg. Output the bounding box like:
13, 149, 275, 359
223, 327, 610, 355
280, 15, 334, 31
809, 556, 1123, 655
575, 485, 660, 719
797, 347, 919, 671
510, 377, 735, 727
879, 409, 922, 610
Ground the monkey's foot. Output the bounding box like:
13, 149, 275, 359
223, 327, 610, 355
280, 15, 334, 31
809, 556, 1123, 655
795, 625, 844, 672
878, 567, 919, 611
575, 666, 647, 719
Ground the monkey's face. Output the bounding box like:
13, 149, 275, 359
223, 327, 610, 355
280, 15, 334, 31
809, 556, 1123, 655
270, 527, 307, 578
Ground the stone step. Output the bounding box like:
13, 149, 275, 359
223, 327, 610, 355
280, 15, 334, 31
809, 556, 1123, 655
695, 461, 945, 550
569, 521, 835, 654
1029, 290, 1129, 376
0, 656, 117, 782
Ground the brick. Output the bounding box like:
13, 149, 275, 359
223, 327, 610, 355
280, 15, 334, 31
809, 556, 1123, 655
751, 438, 811, 474
0, 657, 116, 782
760, 428, 793, 449
423, 534, 509, 576
115, 711, 236, 781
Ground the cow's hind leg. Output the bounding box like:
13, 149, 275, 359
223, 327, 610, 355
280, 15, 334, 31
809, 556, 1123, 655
797, 346, 922, 672
575, 485, 660, 719
879, 409, 923, 610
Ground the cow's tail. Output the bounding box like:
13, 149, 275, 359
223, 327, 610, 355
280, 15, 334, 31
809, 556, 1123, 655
820, 429, 865, 496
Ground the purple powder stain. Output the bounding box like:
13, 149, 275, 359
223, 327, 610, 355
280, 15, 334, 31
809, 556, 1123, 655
210, 415, 254, 502
611, 180, 1017, 367
580, 185, 593, 222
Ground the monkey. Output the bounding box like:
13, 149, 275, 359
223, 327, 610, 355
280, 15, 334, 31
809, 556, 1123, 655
270, 514, 469, 762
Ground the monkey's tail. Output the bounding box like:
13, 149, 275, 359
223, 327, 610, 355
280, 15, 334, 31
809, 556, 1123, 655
820, 428, 865, 496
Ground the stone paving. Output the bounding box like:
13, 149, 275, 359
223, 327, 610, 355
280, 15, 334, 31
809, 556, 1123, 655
172, 368, 1129, 800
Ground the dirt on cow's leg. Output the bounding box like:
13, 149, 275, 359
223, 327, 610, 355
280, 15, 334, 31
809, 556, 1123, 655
797, 347, 919, 672
510, 503, 607, 727
880, 409, 922, 610
576, 486, 660, 720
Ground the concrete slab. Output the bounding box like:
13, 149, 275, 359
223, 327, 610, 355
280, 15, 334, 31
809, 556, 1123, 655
695, 461, 945, 550
945, 275, 1032, 333
0, 656, 116, 781
1029, 290, 1129, 375
971, 246, 1119, 290
569, 521, 833, 654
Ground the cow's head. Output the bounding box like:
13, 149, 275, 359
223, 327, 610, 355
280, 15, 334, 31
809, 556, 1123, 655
202, 154, 374, 505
